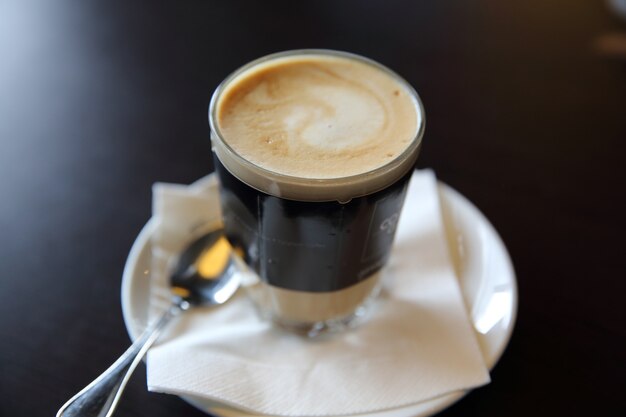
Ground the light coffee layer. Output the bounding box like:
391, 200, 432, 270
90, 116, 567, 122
210, 51, 424, 201
246, 273, 382, 324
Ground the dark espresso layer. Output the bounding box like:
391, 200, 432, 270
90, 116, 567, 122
215, 157, 411, 292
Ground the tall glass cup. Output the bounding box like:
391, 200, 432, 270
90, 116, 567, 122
209, 50, 425, 336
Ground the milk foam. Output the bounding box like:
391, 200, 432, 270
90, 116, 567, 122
216, 54, 419, 179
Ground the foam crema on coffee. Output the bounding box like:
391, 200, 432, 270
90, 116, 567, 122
210, 51, 424, 202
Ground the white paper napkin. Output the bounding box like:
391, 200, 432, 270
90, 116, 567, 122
146, 170, 490, 417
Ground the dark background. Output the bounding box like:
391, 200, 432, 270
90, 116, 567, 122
1, 0, 625, 416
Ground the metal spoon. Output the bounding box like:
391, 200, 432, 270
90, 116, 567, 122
57, 229, 241, 417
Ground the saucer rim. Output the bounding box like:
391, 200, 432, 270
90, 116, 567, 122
120, 178, 518, 417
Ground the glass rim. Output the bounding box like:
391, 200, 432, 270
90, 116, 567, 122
208, 49, 426, 201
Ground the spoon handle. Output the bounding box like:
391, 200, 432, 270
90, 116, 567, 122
56, 302, 183, 417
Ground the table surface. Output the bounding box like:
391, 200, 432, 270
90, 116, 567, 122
1, 1, 625, 416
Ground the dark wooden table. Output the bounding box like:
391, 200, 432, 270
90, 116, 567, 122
1, 1, 624, 416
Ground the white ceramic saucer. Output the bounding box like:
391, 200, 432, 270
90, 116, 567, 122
121, 179, 517, 417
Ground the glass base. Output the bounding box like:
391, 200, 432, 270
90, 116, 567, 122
270, 301, 376, 338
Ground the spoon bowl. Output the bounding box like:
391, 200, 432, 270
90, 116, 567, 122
170, 232, 241, 307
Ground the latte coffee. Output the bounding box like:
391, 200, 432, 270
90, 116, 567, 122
209, 50, 425, 335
